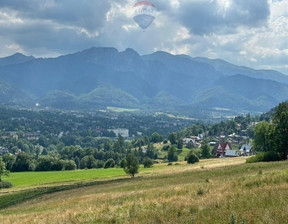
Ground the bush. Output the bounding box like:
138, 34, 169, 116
62, 160, 77, 170
246, 151, 281, 163
187, 152, 199, 164
0, 181, 13, 189
96, 160, 104, 168
35, 156, 55, 171
80, 155, 97, 169
143, 157, 153, 168
119, 158, 127, 168
104, 158, 115, 169
197, 187, 204, 195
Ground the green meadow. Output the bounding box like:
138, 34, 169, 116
1, 166, 165, 190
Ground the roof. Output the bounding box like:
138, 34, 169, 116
225, 150, 239, 157
240, 144, 252, 152
214, 142, 232, 154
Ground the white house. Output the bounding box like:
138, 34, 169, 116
108, 128, 129, 138
240, 144, 253, 156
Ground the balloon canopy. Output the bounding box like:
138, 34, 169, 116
133, 1, 156, 30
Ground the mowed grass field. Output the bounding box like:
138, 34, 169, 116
1, 157, 288, 223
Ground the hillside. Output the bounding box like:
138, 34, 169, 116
192, 74, 288, 111
1, 158, 288, 223
0, 48, 288, 113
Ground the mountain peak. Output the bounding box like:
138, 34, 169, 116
0, 53, 35, 66
78, 47, 119, 56
121, 48, 141, 58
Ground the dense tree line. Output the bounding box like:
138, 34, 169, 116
0, 133, 160, 172
253, 102, 288, 160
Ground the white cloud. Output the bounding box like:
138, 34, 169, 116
0, 0, 287, 75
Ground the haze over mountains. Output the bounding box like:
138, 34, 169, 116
0, 47, 287, 113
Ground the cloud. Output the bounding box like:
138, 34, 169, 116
165, 0, 270, 35
0, 0, 112, 56
0, 0, 287, 75
0, 0, 111, 31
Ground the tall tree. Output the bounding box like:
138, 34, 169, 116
253, 121, 274, 152
177, 139, 183, 149
167, 145, 178, 162
0, 157, 9, 182
151, 132, 163, 143
12, 152, 35, 172
273, 102, 288, 160
124, 154, 139, 178
201, 144, 211, 159
2, 153, 16, 171
168, 133, 177, 145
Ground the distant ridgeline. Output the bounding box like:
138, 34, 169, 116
0, 47, 288, 115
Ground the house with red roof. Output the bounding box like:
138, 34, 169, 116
214, 142, 233, 157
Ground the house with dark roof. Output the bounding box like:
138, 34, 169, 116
214, 142, 232, 157
240, 144, 253, 156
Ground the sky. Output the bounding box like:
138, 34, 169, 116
0, 0, 287, 75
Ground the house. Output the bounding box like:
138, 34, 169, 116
225, 149, 239, 157
107, 128, 129, 138
0, 147, 9, 156
25, 132, 41, 140
183, 138, 196, 148
210, 142, 217, 146
240, 144, 253, 156
214, 142, 232, 157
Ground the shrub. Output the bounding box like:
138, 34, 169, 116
246, 151, 281, 163
119, 158, 127, 168
262, 151, 281, 161
80, 155, 97, 169
187, 152, 199, 164
62, 160, 77, 170
96, 160, 104, 168
104, 158, 115, 169
143, 157, 153, 168
35, 156, 55, 171
197, 188, 204, 195
0, 181, 13, 189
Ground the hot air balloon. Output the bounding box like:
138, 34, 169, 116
133, 1, 156, 30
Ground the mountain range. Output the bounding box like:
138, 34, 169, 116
0, 47, 288, 113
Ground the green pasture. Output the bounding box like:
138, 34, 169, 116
177, 147, 190, 161
1, 166, 160, 189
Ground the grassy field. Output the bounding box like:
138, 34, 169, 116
1, 157, 288, 223
0, 166, 165, 190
